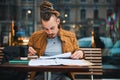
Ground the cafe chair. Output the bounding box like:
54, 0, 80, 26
71, 48, 102, 80
0, 46, 28, 80
0, 47, 4, 64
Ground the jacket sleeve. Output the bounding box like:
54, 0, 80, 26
28, 32, 38, 47
71, 33, 81, 52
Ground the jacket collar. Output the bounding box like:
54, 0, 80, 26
58, 28, 66, 42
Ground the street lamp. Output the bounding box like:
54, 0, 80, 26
26, 10, 31, 21
27, 10, 31, 14
25, 10, 31, 36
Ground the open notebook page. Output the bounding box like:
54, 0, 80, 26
38, 52, 71, 59
28, 58, 93, 66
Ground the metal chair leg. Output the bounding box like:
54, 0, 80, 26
44, 72, 51, 80
91, 75, 93, 80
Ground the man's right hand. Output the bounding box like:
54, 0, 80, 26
28, 47, 37, 56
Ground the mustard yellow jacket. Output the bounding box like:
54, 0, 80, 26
28, 28, 80, 56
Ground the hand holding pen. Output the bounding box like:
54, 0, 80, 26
28, 47, 37, 56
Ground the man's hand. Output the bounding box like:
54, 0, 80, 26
28, 47, 37, 56
70, 50, 83, 59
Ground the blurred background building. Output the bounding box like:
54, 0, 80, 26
0, 0, 120, 46
0, 0, 120, 79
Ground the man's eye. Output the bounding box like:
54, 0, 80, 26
50, 27, 54, 30
44, 28, 48, 30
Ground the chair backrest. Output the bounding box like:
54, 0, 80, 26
71, 48, 102, 80
2, 46, 28, 63
81, 48, 102, 75
0, 47, 4, 64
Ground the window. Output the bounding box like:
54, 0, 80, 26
21, 9, 33, 21
65, 8, 70, 21
94, 0, 98, 3
21, 9, 26, 20
22, 0, 33, 1
49, 0, 57, 4
106, 0, 112, 3
107, 9, 113, 17
81, 0, 86, 2
64, 0, 70, 2
81, 9, 86, 20
94, 9, 99, 19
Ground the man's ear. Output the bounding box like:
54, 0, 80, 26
57, 18, 60, 25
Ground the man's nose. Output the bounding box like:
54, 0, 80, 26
47, 30, 52, 34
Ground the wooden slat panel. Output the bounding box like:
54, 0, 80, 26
85, 57, 102, 60
92, 63, 102, 65
0, 54, 4, 56
0, 56, 3, 58
71, 48, 102, 80
81, 48, 101, 50
87, 61, 102, 63
88, 60, 102, 63
73, 72, 103, 75
0, 47, 4, 50
84, 51, 101, 54
89, 66, 102, 68
0, 47, 4, 65
85, 54, 101, 56
89, 69, 102, 71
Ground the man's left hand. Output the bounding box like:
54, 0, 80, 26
71, 50, 83, 59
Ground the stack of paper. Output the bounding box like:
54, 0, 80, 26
39, 52, 71, 59
28, 58, 93, 66
28, 52, 93, 66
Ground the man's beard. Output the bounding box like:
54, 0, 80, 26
47, 34, 55, 38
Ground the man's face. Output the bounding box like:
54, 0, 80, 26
42, 16, 60, 38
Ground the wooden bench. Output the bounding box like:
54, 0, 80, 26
71, 48, 102, 80
0, 46, 31, 80
0, 47, 4, 64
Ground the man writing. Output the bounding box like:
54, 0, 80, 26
28, 1, 84, 80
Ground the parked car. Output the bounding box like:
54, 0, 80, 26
78, 37, 120, 64
109, 40, 120, 56
78, 37, 113, 48
109, 40, 120, 64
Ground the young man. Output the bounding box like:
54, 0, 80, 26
28, 1, 84, 80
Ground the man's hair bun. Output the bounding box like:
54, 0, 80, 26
40, 1, 60, 20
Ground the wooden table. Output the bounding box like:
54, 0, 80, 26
0, 63, 89, 71
0, 60, 90, 80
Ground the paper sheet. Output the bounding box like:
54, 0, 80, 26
28, 59, 57, 66
28, 58, 93, 66
39, 52, 71, 59
55, 59, 93, 66
28, 52, 93, 66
